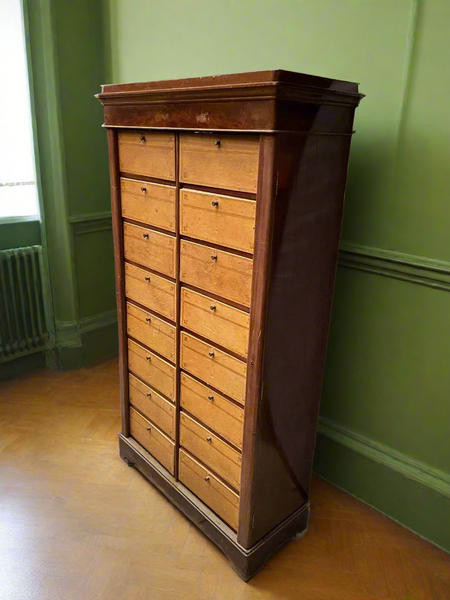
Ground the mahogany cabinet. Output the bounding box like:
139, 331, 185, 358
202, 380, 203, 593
97, 70, 363, 580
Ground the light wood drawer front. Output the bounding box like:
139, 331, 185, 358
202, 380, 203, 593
128, 339, 176, 401
180, 332, 247, 405
121, 178, 176, 231
180, 373, 244, 448
180, 241, 253, 307
179, 449, 239, 531
127, 302, 176, 362
180, 189, 256, 253
118, 131, 175, 180
125, 262, 175, 321
181, 288, 249, 358
180, 412, 241, 490
129, 374, 175, 439
124, 222, 175, 278
180, 134, 259, 193
130, 407, 175, 475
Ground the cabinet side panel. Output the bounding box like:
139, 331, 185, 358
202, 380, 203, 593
245, 127, 355, 546
107, 129, 129, 436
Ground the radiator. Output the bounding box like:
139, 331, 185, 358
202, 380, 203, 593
0, 245, 51, 362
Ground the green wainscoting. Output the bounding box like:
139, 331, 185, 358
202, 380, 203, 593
102, 0, 450, 551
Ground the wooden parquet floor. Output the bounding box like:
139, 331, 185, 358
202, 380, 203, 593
1, 358, 449, 600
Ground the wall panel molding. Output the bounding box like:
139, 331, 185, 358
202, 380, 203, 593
70, 212, 112, 234
338, 241, 450, 292
317, 416, 450, 499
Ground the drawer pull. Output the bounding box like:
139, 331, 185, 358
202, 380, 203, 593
208, 351, 215, 358
211, 254, 217, 261
214, 140, 221, 148
146, 392, 152, 398
146, 317, 151, 323
146, 355, 152, 361
204, 475, 210, 482
141, 186, 147, 192
140, 134, 146, 142
143, 233, 149, 239
206, 436, 212, 443
210, 305, 216, 311
146, 426, 151, 432
207, 395, 214, 401
144, 276, 151, 282
211, 200, 219, 207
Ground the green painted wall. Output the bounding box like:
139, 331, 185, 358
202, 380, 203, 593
24, 0, 117, 370
103, 0, 450, 551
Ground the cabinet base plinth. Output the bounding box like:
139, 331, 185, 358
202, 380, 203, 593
119, 434, 309, 581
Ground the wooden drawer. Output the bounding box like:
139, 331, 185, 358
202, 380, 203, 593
180, 240, 253, 307
129, 374, 175, 439
179, 449, 239, 531
181, 288, 249, 358
118, 130, 175, 180
180, 373, 244, 448
126, 302, 176, 362
180, 332, 247, 404
128, 339, 176, 401
130, 407, 175, 475
180, 134, 259, 193
121, 178, 176, 231
180, 189, 256, 253
123, 222, 175, 278
180, 412, 241, 490
124, 262, 175, 321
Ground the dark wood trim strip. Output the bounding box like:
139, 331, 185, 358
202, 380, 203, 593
174, 132, 181, 480
128, 370, 175, 405
180, 182, 257, 201
180, 369, 245, 409
180, 282, 250, 314
107, 129, 130, 436
180, 407, 242, 455
120, 171, 175, 186
124, 259, 176, 284
122, 217, 176, 237
180, 235, 253, 260
238, 134, 278, 549
180, 326, 247, 363
119, 434, 309, 581
106, 124, 356, 136
126, 299, 176, 327
127, 335, 176, 366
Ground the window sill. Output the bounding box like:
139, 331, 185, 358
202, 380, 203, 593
0, 215, 40, 226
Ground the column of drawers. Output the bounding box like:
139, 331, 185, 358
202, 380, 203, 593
177, 133, 259, 531
119, 129, 260, 532
119, 131, 177, 476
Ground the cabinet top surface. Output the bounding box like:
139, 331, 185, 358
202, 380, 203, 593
97, 69, 362, 102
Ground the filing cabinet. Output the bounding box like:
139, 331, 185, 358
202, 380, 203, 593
97, 70, 363, 580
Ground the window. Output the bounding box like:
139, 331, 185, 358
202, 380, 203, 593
0, 0, 39, 220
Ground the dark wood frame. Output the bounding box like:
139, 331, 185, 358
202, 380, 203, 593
99, 70, 363, 580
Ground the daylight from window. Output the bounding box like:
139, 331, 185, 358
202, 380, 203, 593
0, 0, 39, 219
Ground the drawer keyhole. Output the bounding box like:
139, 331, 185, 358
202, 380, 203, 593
210, 305, 216, 311
206, 436, 212, 443
141, 186, 147, 193
211, 254, 217, 261
208, 351, 215, 358
211, 201, 219, 207
146, 355, 152, 362
146, 426, 151, 432
204, 475, 210, 482
143, 233, 149, 239
146, 317, 151, 323
214, 140, 221, 148
144, 276, 151, 282
207, 395, 214, 401
140, 135, 146, 142
146, 392, 152, 398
